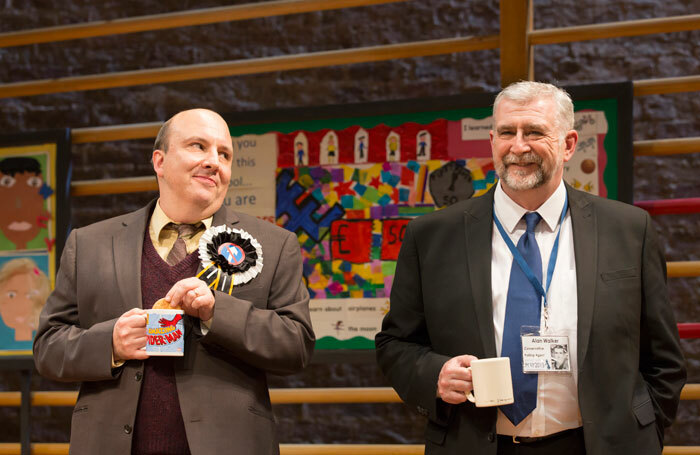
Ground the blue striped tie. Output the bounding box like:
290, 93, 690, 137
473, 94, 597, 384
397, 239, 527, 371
500, 212, 542, 425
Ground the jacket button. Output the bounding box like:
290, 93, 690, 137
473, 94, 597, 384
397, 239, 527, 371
488, 432, 495, 442
134, 371, 142, 381
124, 424, 132, 434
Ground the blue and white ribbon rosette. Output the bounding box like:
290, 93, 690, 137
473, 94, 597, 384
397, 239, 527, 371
197, 225, 263, 294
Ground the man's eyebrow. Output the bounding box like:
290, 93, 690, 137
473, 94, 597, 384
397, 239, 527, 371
184, 136, 208, 144
496, 124, 515, 132
523, 123, 548, 131
495, 122, 549, 132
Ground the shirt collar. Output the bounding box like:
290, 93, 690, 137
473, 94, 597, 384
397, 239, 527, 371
494, 180, 567, 233
151, 199, 213, 239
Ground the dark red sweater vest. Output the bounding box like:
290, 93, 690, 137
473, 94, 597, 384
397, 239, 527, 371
131, 230, 199, 455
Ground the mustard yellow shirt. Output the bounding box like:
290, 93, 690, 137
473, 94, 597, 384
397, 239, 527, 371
149, 201, 213, 259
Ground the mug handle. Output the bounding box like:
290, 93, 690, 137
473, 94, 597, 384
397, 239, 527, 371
465, 366, 476, 403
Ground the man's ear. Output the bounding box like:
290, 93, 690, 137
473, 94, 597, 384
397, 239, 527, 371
152, 149, 165, 177
562, 129, 578, 163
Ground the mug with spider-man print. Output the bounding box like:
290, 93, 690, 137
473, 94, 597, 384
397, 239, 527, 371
144, 309, 185, 356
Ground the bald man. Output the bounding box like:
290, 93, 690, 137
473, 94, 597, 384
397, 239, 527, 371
34, 109, 315, 455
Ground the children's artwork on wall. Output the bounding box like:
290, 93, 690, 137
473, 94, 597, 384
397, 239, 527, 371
0, 130, 70, 355
224, 83, 632, 351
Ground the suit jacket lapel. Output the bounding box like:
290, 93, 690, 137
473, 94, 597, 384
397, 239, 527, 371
566, 184, 597, 370
113, 201, 155, 312
465, 186, 497, 358
212, 203, 239, 227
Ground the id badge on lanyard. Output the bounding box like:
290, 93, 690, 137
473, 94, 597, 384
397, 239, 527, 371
521, 326, 571, 373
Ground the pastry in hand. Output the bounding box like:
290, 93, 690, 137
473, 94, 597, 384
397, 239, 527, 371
152, 297, 181, 310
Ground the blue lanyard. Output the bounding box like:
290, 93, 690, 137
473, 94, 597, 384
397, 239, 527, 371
493, 197, 568, 309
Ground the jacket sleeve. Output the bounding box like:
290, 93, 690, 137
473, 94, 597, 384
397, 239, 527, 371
200, 230, 315, 375
639, 213, 687, 435
375, 223, 452, 425
33, 229, 119, 382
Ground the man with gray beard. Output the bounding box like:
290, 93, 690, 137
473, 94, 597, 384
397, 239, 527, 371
376, 81, 685, 454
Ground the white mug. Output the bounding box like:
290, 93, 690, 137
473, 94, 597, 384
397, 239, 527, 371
144, 309, 185, 356
466, 357, 514, 407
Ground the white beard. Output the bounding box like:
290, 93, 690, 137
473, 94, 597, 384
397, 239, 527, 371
496, 151, 562, 191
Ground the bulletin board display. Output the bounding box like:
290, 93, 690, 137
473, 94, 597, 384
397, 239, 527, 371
0, 130, 71, 356
223, 82, 632, 350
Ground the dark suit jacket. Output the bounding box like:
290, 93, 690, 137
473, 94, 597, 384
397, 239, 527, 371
34, 201, 315, 455
375, 183, 686, 455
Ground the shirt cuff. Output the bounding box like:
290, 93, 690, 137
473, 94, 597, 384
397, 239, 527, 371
111, 351, 125, 369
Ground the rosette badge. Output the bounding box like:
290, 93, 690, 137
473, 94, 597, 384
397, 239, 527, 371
197, 225, 263, 294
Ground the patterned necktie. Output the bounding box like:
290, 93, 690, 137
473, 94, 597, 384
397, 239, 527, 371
500, 212, 542, 426
165, 223, 198, 266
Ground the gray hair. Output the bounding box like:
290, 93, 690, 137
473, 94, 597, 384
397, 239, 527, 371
494, 81, 574, 138
153, 117, 174, 152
